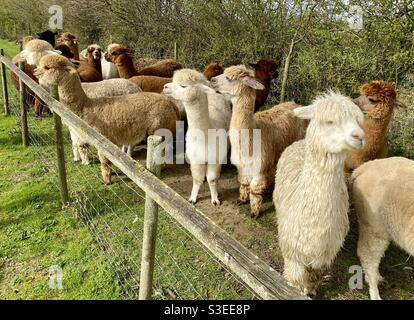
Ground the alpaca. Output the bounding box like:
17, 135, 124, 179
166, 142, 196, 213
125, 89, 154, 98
101, 44, 120, 79
203, 63, 224, 81
138, 59, 182, 78
16, 39, 61, 116
210, 65, 307, 217
273, 92, 365, 297
77, 44, 103, 82
54, 44, 75, 59
351, 157, 414, 300
56, 32, 79, 60
250, 59, 278, 112
105, 45, 173, 92
70, 79, 142, 165
35, 54, 179, 185
37, 30, 57, 46
18, 36, 35, 51
163, 69, 231, 205
345, 81, 405, 179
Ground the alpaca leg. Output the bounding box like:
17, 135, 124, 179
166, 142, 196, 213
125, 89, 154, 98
98, 150, 112, 185
283, 258, 309, 296
189, 164, 206, 204
237, 176, 250, 205
127, 145, 133, 156
306, 268, 323, 298
121, 145, 127, 153
249, 175, 268, 218
78, 144, 90, 166
69, 129, 81, 162
206, 164, 221, 206
34, 97, 42, 117
357, 227, 389, 300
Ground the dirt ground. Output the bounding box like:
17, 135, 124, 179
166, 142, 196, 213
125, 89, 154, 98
132, 148, 414, 300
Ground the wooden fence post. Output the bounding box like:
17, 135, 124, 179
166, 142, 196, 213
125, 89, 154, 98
139, 135, 163, 300
51, 85, 69, 206
0, 49, 10, 115
18, 61, 29, 146
174, 42, 178, 61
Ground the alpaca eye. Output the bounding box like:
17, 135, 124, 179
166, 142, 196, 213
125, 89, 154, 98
181, 85, 187, 88
326, 121, 334, 125
368, 98, 378, 104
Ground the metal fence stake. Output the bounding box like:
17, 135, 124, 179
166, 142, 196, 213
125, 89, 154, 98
139, 135, 163, 300
18, 61, 29, 146
51, 85, 69, 206
0, 49, 9, 115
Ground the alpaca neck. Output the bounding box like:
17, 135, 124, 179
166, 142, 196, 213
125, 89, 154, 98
184, 96, 210, 132
88, 57, 102, 75
58, 72, 90, 115
302, 142, 347, 184
230, 89, 256, 130
73, 46, 80, 61
117, 56, 138, 79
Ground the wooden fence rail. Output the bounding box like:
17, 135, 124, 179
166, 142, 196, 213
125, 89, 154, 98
0, 52, 308, 300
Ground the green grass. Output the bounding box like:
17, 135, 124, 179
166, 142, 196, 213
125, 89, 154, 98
0, 114, 123, 299
0, 39, 19, 59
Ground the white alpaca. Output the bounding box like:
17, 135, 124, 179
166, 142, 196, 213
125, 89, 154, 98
273, 92, 365, 297
163, 69, 231, 205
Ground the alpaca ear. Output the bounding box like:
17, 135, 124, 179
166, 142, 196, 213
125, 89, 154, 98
243, 77, 265, 90
395, 99, 407, 109
20, 49, 29, 59
46, 49, 62, 55
249, 63, 258, 68
294, 105, 315, 120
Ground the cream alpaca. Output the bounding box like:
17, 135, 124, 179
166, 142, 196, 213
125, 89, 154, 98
35, 55, 179, 185
351, 157, 414, 300
163, 69, 231, 205
273, 92, 365, 297
211, 65, 307, 217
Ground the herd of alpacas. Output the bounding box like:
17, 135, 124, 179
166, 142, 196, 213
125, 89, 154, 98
9, 31, 413, 300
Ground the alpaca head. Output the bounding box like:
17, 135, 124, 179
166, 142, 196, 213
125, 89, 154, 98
20, 39, 61, 66
85, 44, 102, 61
295, 92, 365, 154
19, 36, 35, 51
105, 44, 132, 65
249, 59, 278, 81
204, 63, 224, 81
34, 54, 78, 87
353, 81, 405, 120
37, 30, 58, 46
163, 69, 212, 103
54, 44, 75, 59
56, 32, 79, 57
210, 65, 265, 98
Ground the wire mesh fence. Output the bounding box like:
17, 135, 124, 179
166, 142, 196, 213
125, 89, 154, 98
0, 54, 270, 300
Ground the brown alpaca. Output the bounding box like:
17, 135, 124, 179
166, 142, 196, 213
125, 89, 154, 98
345, 81, 405, 179
77, 44, 103, 82
249, 59, 278, 112
35, 54, 179, 185
211, 65, 307, 217
105, 45, 172, 92
54, 44, 74, 59
56, 32, 79, 60
203, 63, 223, 81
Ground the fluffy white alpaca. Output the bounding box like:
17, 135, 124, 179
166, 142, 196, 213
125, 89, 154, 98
163, 78, 230, 205
273, 92, 365, 297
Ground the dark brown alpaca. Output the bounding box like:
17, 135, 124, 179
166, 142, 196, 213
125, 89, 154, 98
54, 44, 75, 59
249, 59, 278, 112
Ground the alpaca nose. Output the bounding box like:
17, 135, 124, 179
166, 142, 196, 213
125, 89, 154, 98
210, 77, 217, 84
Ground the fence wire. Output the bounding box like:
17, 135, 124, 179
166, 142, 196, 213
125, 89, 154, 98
4, 70, 257, 300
